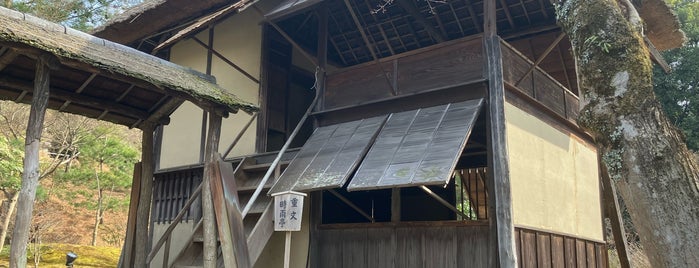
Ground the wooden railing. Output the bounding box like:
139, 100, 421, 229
500, 40, 580, 123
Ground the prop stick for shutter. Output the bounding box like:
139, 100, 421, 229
271, 191, 306, 268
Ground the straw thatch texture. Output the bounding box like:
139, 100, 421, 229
0, 7, 257, 115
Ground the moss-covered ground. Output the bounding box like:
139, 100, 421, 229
0, 243, 120, 267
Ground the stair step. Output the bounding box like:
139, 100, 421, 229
243, 161, 290, 172
236, 181, 274, 192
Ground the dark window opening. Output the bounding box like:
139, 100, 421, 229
320, 167, 489, 224
263, 27, 315, 152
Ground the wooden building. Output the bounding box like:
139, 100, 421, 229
92, 0, 684, 267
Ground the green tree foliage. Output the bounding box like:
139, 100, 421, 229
1, 0, 141, 31
0, 137, 23, 192
654, 0, 699, 150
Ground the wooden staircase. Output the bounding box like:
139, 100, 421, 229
169, 151, 295, 268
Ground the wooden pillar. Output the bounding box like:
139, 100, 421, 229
134, 123, 155, 268
484, 1, 517, 267
202, 111, 223, 268
316, 3, 328, 112
9, 54, 53, 268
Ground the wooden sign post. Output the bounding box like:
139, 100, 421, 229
272, 191, 306, 268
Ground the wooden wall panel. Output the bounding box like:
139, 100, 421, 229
501, 45, 534, 96
313, 224, 489, 268
395, 228, 423, 268
325, 64, 393, 109
550, 235, 565, 268
397, 40, 483, 95
324, 38, 485, 110
565, 92, 580, 122
537, 233, 552, 268
533, 70, 565, 116
521, 230, 538, 268
515, 227, 607, 268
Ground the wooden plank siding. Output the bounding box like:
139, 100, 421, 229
514, 227, 608, 268
312, 224, 490, 268
500, 40, 580, 124
152, 167, 203, 223
324, 36, 484, 110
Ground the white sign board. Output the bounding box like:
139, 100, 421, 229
272, 191, 306, 231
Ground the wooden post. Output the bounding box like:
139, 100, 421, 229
484, 0, 517, 267
283, 231, 292, 268
134, 123, 155, 268
202, 111, 222, 268
9, 54, 52, 268
118, 162, 142, 268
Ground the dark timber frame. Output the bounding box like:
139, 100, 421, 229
85, 0, 686, 266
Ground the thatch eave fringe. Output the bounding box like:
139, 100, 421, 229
0, 7, 258, 115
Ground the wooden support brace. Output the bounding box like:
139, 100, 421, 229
0, 49, 18, 72
515, 32, 565, 87
327, 189, 374, 222
600, 161, 632, 268
645, 37, 671, 73
191, 36, 260, 84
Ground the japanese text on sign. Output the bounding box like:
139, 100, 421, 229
272, 191, 306, 231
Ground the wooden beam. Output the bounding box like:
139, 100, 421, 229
133, 123, 155, 268
499, 0, 516, 29
645, 36, 671, 73
342, 0, 397, 95
251, 5, 318, 67
9, 54, 52, 268
317, 4, 329, 111
191, 36, 260, 84
515, 32, 566, 87
0, 76, 150, 120
0, 49, 18, 72
397, 0, 446, 42
484, 35, 517, 268
201, 113, 222, 268
58, 72, 98, 111
327, 189, 374, 222
484, 1, 517, 266
600, 158, 632, 268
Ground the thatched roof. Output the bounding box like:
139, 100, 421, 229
638, 0, 686, 50
92, 0, 232, 45
0, 7, 257, 128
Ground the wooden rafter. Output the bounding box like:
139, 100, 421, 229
58, 72, 98, 112
397, 0, 446, 43
0, 76, 149, 120
252, 5, 318, 67
342, 0, 396, 95
0, 49, 18, 72
518, 0, 532, 24
499, 0, 516, 29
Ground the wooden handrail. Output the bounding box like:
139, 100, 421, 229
146, 184, 202, 263
241, 86, 320, 217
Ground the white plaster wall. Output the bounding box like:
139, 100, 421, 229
160, 9, 264, 168
506, 102, 604, 241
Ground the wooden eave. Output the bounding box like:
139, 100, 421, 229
0, 7, 257, 129
91, 0, 233, 46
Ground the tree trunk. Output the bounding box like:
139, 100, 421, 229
92, 170, 102, 246
10, 56, 51, 268
556, 1, 699, 267
0, 191, 18, 250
